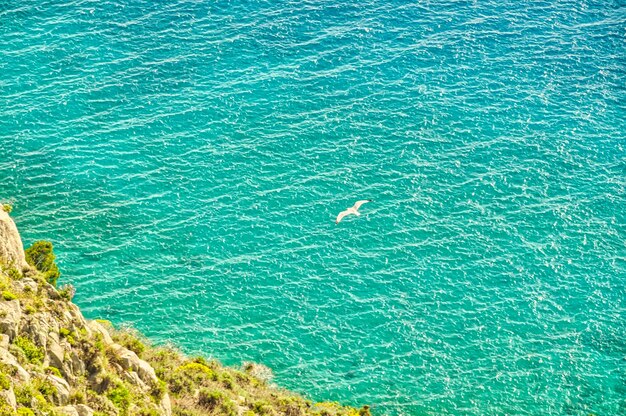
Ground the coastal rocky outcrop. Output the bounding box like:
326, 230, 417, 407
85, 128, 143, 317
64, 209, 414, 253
0, 206, 370, 416
0, 209, 28, 270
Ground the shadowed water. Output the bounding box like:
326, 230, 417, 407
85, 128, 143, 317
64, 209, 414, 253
1, 0, 625, 414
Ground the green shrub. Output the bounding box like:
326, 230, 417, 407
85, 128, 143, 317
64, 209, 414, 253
94, 337, 105, 354
233, 370, 251, 384
45, 366, 62, 378
117, 331, 146, 355
254, 400, 275, 415
2, 290, 16, 301
197, 389, 236, 415
14, 337, 44, 364
14, 377, 57, 408
59, 328, 77, 346
1, 204, 12, 214
221, 371, 235, 389
17, 409, 35, 416
178, 362, 216, 379
7, 267, 21, 280
0, 363, 16, 377
171, 407, 205, 416
136, 408, 160, 416
0, 372, 10, 390
358, 405, 372, 416
25, 241, 60, 287
107, 383, 131, 414
24, 305, 36, 315
168, 360, 218, 395
0, 396, 16, 416
36, 378, 57, 397
197, 388, 221, 408
69, 389, 86, 404
15, 383, 34, 406
150, 379, 167, 402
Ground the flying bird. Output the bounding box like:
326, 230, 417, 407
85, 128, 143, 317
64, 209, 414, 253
335, 200, 372, 224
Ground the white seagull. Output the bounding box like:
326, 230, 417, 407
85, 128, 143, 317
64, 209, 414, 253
335, 200, 373, 224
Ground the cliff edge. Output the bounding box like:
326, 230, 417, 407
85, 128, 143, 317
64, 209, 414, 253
0, 207, 370, 416
0, 209, 28, 270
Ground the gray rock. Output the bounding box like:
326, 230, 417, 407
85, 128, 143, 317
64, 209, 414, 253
46, 374, 71, 405
75, 404, 95, 416
0, 334, 9, 350
55, 406, 80, 416
0, 387, 16, 409
13, 278, 38, 293
112, 344, 159, 385
45, 283, 61, 300
0, 348, 30, 382
87, 321, 113, 345
0, 300, 22, 341
124, 370, 146, 389
161, 391, 172, 416
47, 338, 64, 370
70, 350, 85, 376
22, 314, 50, 352
67, 304, 88, 331
0, 209, 29, 270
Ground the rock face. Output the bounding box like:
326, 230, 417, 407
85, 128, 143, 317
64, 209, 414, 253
0, 209, 28, 270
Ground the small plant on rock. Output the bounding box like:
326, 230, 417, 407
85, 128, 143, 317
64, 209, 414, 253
58, 283, 76, 301
7, 266, 22, 280
2, 290, 17, 301
45, 366, 62, 378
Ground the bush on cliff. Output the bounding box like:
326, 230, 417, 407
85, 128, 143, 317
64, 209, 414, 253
106, 382, 131, 415
197, 388, 236, 415
24, 241, 60, 286
13, 337, 44, 365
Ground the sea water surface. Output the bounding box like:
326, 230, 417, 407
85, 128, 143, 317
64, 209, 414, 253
1, 0, 625, 414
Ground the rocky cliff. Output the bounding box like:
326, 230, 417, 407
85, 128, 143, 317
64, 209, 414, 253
0, 207, 369, 416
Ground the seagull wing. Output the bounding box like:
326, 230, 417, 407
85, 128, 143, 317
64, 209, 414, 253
353, 200, 372, 210
336, 209, 352, 224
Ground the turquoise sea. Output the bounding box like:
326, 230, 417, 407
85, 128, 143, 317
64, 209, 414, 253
1, 0, 625, 414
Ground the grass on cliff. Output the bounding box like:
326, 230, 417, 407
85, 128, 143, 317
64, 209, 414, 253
104, 321, 371, 416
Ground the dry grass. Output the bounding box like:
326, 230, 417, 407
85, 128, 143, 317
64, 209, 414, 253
109, 327, 371, 416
